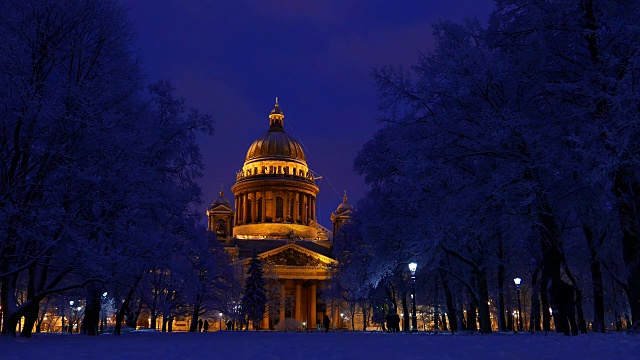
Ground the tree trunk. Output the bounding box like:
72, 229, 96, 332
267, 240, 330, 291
83, 292, 101, 336
467, 302, 477, 331
442, 312, 448, 331
540, 271, 551, 331
563, 260, 587, 334
441, 271, 457, 332
360, 302, 368, 331
582, 225, 605, 333
115, 288, 134, 335
530, 268, 541, 331
21, 266, 38, 338
529, 170, 562, 331
433, 276, 439, 332
126, 308, 140, 329
589, 258, 606, 333
575, 288, 588, 334
1, 273, 20, 336
400, 290, 409, 332
613, 171, 640, 325
150, 312, 157, 330
168, 317, 174, 332
476, 270, 492, 334
189, 305, 200, 332
497, 235, 507, 331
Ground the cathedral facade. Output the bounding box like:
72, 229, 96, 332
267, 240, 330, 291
207, 100, 352, 330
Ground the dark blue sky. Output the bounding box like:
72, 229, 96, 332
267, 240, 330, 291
122, 0, 495, 227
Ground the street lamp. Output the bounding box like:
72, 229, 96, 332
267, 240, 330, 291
408, 262, 418, 332
514, 277, 523, 331
76, 306, 82, 333
69, 301, 74, 334
219, 312, 223, 331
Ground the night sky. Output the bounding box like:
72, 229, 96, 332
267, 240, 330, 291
122, 0, 495, 227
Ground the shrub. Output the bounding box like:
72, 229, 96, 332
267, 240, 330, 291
274, 318, 302, 331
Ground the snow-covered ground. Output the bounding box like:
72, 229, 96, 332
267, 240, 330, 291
2, 331, 639, 360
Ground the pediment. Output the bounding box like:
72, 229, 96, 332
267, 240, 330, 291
239, 243, 336, 267
208, 203, 233, 213
263, 248, 326, 267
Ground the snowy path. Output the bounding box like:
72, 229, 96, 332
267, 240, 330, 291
1, 331, 639, 360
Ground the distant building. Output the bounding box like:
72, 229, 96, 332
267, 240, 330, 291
207, 99, 351, 330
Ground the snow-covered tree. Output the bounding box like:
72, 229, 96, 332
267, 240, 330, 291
352, 0, 640, 333
0, 0, 222, 337
240, 254, 267, 330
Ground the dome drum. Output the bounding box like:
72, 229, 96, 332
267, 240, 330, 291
227, 100, 324, 240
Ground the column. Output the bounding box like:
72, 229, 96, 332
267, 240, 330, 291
295, 282, 302, 322
242, 193, 248, 224
252, 191, 257, 222
285, 192, 290, 221
261, 190, 267, 223
238, 195, 242, 223
234, 196, 238, 224
280, 283, 286, 322
293, 193, 299, 223
262, 304, 269, 330
311, 197, 315, 221
302, 194, 308, 224
310, 281, 317, 329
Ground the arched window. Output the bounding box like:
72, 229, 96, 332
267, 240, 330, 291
276, 197, 284, 221
215, 219, 227, 238
257, 198, 263, 222
247, 199, 252, 223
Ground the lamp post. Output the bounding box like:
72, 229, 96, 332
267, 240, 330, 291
69, 301, 74, 334
101, 292, 107, 334
76, 306, 82, 333
219, 312, 223, 331
514, 277, 523, 331
408, 262, 418, 332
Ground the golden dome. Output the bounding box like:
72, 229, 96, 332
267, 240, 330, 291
245, 132, 306, 162
244, 100, 306, 163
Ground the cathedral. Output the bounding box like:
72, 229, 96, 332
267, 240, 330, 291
207, 99, 353, 330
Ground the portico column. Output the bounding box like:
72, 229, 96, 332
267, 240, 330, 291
295, 282, 302, 322
310, 281, 317, 329
262, 304, 269, 329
